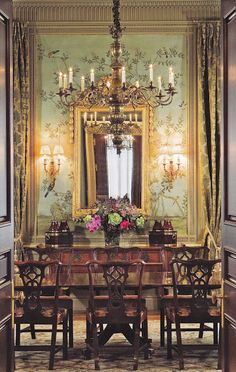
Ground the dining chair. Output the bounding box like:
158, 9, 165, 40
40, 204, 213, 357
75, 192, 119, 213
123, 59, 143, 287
21, 246, 74, 348
159, 245, 210, 347
165, 258, 221, 370
14, 260, 68, 370
85, 259, 150, 370
92, 246, 142, 261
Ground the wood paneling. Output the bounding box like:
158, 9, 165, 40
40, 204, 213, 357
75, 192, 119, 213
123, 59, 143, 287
0, 0, 13, 371
222, 1, 236, 371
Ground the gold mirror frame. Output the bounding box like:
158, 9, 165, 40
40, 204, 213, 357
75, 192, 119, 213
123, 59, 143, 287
72, 106, 151, 218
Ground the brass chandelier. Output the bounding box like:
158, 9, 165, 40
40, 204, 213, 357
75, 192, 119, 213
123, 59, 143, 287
57, 0, 177, 154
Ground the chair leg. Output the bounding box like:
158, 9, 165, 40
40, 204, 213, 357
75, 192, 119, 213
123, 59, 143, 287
92, 323, 100, 370
85, 319, 92, 360
160, 301, 165, 347
175, 319, 184, 370
30, 324, 36, 339
166, 317, 172, 359
142, 318, 149, 359
133, 322, 140, 370
15, 323, 21, 346
63, 317, 68, 360
213, 322, 218, 345
217, 324, 221, 370
198, 322, 204, 338
68, 308, 73, 348
49, 323, 57, 370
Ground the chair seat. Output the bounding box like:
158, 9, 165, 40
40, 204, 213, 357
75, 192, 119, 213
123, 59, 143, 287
15, 306, 67, 323
166, 304, 220, 322
88, 307, 147, 320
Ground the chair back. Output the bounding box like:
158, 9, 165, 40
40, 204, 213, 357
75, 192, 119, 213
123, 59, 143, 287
87, 259, 144, 321
22, 246, 61, 261
161, 245, 209, 273
15, 260, 61, 321
171, 258, 221, 316
92, 246, 142, 261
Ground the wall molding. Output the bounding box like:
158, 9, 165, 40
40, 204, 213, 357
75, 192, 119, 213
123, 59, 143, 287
13, 0, 220, 23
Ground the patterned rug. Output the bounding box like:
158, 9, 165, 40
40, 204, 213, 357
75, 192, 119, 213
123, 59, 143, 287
15, 320, 221, 372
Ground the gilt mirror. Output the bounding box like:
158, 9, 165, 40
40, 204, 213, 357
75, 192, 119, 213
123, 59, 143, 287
72, 106, 150, 217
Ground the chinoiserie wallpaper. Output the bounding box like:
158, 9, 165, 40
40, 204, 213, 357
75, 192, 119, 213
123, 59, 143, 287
36, 33, 190, 238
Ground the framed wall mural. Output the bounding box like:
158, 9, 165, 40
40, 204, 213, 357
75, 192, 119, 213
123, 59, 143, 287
35, 32, 195, 240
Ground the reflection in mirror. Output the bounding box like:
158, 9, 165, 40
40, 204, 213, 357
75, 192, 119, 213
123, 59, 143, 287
73, 107, 149, 217
95, 133, 142, 207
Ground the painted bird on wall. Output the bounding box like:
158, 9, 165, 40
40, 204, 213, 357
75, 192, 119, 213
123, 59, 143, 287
44, 158, 60, 197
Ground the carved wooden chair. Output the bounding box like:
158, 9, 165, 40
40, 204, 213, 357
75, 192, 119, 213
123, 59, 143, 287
165, 258, 221, 370
14, 261, 68, 370
85, 260, 150, 370
160, 245, 210, 346
21, 246, 74, 348
92, 246, 142, 261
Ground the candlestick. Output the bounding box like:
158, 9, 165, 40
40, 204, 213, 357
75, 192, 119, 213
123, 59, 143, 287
102, 116, 106, 122
90, 113, 93, 122
90, 69, 95, 83
63, 74, 67, 89
94, 112, 97, 122
135, 81, 140, 88
134, 113, 138, 122
121, 66, 126, 84
68, 67, 73, 84
81, 76, 85, 92
58, 72, 63, 88
83, 112, 87, 123
129, 113, 132, 122
149, 64, 153, 82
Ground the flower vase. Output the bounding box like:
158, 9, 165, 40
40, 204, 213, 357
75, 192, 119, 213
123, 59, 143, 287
104, 229, 120, 247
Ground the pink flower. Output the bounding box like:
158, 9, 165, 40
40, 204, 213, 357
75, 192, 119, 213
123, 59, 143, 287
86, 214, 101, 232
120, 220, 130, 230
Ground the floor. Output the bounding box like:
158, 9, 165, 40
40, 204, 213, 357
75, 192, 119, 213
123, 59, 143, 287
15, 313, 221, 372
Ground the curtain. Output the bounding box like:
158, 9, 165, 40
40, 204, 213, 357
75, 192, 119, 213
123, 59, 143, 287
197, 22, 221, 258
13, 22, 30, 258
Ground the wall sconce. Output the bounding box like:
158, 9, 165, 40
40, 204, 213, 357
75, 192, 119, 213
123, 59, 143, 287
163, 156, 181, 182
160, 141, 185, 183
40, 145, 64, 197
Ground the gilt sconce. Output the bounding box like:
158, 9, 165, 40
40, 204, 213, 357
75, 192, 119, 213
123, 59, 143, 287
40, 145, 64, 197
160, 142, 185, 183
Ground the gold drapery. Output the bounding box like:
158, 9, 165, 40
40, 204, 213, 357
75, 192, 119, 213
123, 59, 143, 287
13, 21, 30, 258
197, 22, 221, 257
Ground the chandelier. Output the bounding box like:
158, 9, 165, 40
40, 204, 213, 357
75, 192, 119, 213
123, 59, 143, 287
57, 0, 177, 154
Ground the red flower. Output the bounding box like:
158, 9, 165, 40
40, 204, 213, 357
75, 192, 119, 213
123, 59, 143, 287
120, 220, 130, 230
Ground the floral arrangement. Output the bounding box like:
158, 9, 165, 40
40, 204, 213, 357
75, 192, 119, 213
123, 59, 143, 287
81, 195, 145, 244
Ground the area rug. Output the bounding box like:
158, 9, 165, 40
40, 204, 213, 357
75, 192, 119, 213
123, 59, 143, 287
15, 320, 221, 372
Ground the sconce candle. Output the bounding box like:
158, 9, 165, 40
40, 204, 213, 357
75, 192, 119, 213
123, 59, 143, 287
58, 72, 63, 88
63, 74, 67, 89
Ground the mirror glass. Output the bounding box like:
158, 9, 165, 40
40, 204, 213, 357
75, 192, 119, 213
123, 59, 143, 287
72, 107, 149, 217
